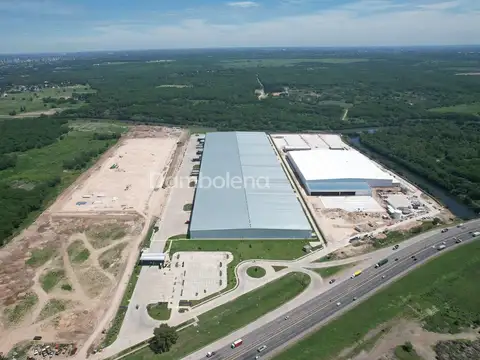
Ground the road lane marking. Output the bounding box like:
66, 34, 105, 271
212, 229, 479, 360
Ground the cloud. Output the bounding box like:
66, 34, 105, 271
1, 0, 480, 53
417, 1, 460, 10
227, 1, 259, 8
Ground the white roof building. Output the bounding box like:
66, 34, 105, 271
287, 148, 396, 195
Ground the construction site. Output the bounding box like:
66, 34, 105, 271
271, 133, 449, 246
0, 126, 187, 357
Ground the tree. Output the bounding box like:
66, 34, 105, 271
402, 341, 413, 353
150, 324, 178, 354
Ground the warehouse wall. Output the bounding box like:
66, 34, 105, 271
306, 179, 373, 196
189, 228, 312, 239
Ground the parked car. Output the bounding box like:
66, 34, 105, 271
329, 279, 336, 284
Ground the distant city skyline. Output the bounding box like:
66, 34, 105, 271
1, 0, 479, 53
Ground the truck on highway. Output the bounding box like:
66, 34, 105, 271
375, 258, 389, 268
351, 270, 362, 278
472, 231, 480, 237
231, 339, 243, 349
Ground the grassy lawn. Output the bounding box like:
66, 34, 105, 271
429, 102, 480, 115
124, 272, 311, 360
273, 240, 480, 360
170, 239, 309, 292
147, 302, 171, 320
0, 84, 96, 115
3, 292, 39, 325
246, 266, 266, 278
312, 263, 356, 278
273, 265, 288, 272
40, 269, 65, 292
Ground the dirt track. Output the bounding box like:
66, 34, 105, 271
0, 126, 185, 355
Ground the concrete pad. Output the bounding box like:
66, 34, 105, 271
171, 251, 232, 302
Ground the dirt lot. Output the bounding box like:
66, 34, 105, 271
0, 126, 186, 356
310, 196, 391, 244
55, 130, 179, 215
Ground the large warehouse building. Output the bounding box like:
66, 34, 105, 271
287, 148, 397, 196
189, 132, 312, 239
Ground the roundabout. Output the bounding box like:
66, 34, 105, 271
246, 266, 267, 278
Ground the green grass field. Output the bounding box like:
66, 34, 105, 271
274, 240, 480, 360
123, 272, 311, 360
170, 239, 309, 291
25, 247, 56, 267
429, 102, 480, 115
67, 240, 91, 264
40, 269, 65, 292
220, 58, 370, 67
0, 85, 96, 115
246, 266, 266, 278
312, 263, 356, 278
0, 129, 116, 185
394, 344, 423, 360
146, 302, 171, 321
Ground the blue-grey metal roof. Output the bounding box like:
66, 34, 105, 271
190, 132, 311, 235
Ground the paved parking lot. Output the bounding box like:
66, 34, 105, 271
171, 251, 232, 304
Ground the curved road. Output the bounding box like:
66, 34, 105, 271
190, 221, 480, 360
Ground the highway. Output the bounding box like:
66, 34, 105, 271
199, 221, 480, 360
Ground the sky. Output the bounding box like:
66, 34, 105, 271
1, 0, 479, 54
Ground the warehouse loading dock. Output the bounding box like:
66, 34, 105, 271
189, 131, 312, 239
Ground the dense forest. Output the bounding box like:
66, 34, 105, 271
2, 48, 480, 132
0, 118, 68, 154
360, 121, 480, 212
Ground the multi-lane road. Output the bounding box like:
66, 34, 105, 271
198, 221, 480, 360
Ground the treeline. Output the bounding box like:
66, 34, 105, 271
0, 118, 68, 154
360, 121, 480, 212
63, 145, 109, 170
93, 132, 121, 140
0, 154, 17, 170
0, 178, 60, 245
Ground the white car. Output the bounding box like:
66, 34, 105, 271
336, 302, 341, 306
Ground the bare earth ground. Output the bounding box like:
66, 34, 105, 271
348, 320, 479, 360
0, 126, 184, 355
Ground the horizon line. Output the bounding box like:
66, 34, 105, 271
2, 44, 480, 57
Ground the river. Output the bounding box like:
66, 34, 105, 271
348, 135, 477, 220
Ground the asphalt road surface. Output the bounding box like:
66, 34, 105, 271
201, 222, 480, 360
